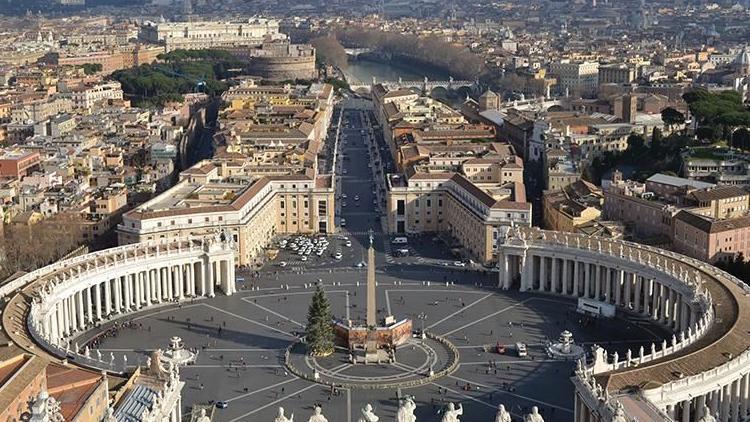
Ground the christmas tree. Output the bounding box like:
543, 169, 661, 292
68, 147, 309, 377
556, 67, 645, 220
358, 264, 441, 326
305, 284, 334, 356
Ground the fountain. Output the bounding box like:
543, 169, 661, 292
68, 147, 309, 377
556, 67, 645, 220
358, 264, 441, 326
161, 336, 198, 366
546, 330, 584, 360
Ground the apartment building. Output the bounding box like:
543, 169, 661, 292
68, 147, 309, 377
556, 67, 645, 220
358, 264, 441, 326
58, 81, 124, 110
673, 211, 750, 263
386, 172, 530, 264
547, 61, 600, 98
118, 161, 335, 267
542, 180, 603, 233
598, 64, 637, 85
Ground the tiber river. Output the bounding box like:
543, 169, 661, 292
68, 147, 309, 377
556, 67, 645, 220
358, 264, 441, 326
342, 58, 450, 85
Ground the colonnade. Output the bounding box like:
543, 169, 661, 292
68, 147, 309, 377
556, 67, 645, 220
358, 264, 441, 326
499, 253, 697, 332
27, 239, 236, 357
496, 227, 750, 422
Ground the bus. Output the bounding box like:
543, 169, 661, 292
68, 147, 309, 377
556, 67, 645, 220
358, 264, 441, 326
576, 298, 616, 318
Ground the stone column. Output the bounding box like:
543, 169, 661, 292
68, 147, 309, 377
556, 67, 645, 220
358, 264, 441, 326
697, 395, 707, 419
186, 263, 194, 296
551, 257, 559, 293
74, 293, 82, 330
76, 290, 86, 330
200, 262, 207, 296
208, 261, 216, 296
594, 265, 602, 300
651, 280, 660, 320
167, 266, 174, 299
615, 270, 623, 306
95, 283, 102, 320
732, 378, 741, 422
741, 373, 750, 418
115, 278, 123, 313
104, 279, 112, 316
604, 267, 612, 303
624, 272, 632, 308
134, 273, 142, 310
124, 275, 132, 311
85, 287, 93, 324
62, 298, 70, 335
562, 258, 570, 295
722, 383, 732, 421
633, 273, 643, 313
584, 262, 591, 298
681, 399, 691, 422
177, 265, 184, 299
56, 301, 65, 338
573, 260, 580, 297
156, 267, 163, 303
539, 255, 546, 292
144, 270, 152, 305
709, 389, 719, 417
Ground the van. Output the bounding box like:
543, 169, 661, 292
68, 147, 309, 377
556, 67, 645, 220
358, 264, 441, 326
516, 343, 528, 357
391, 237, 408, 245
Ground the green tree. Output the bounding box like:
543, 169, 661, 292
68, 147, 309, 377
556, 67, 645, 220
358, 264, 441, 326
651, 127, 663, 153
733, 128, 750, 150
305, 284, 334, 356
661, 107, 685, 130
627, 133, 646, 152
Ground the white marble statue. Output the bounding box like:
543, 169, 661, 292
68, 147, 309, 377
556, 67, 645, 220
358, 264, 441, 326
274, 406, 293, 422
308, 406, 328, 422
396, 396, 417, 422
697, 406, 717, 422
524, 406, 544, 422
442, 403, 463, 422
358, 403, 378, 422
495, 404, 511, 422
196, 408, 211, 422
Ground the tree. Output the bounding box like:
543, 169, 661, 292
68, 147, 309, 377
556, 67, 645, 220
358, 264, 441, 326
733, 127, 750, 150
661, 107, 685, 130
305, 284, 334, 356
627, 133, 646, 152
651, 127, 663, 153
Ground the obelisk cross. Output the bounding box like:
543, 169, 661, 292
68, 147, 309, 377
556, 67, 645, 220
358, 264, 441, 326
366, 228, 376, 327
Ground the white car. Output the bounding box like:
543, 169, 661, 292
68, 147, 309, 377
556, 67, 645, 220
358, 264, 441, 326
342, 193, 348, 199
301, 256, 308, 262
334, 252, 343, 260
354, 195, 360, 201
453, 261, 466, 267
345, 241, 352, 247
279, 261, 288, 267
356, 261, 367, 268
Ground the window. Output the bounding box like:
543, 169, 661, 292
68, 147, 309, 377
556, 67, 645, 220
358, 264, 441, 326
281, 201, 285, 208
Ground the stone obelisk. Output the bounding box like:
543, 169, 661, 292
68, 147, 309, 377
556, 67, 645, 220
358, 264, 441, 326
365, 229, 378, 363
366, 228, 376, 326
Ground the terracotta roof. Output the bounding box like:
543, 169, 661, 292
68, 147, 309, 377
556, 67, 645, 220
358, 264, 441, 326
687, 185, 748, 203
674, 211, 750, 234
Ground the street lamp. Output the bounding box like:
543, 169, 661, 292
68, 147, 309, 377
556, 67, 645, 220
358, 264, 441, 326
417, 312, 427, 339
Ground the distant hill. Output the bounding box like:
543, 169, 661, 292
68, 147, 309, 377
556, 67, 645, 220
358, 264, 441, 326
1, 0, 147, 15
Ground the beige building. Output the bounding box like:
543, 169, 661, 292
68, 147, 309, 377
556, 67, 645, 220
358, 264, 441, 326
386, 172, 530, 264
543, 180, 603, 232
139, 19, 284, 52
118, 161, 335, 267
548, 61, 599, 98
673, 211, 750, 263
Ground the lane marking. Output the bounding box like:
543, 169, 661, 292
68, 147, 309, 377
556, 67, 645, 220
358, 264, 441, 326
427, 293, 494, 330
242, 297, 305, 328
441, 299, 534, 337
202, 304, 296, 339
447, 374, 573, 413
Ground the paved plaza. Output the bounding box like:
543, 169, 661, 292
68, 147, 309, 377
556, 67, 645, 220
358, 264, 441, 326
87, 270, 666, 422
